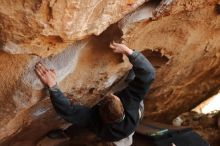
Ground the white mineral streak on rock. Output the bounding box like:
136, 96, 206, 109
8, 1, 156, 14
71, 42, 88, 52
12, 90, 29, 110
121, 3, 156, 25
1, 42, 23, 54
104, 74, 118, 88
119, 2, 158, 33
33, 107, 50, 117
153, 0, 175, 18
22, 40, 88, 90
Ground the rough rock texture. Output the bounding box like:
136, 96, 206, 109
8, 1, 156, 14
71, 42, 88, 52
121, 0, 220, 122
0, 0, 146, 57
0, 27, 131, 145
173, 111, 220, 146
0, 0, 220, 145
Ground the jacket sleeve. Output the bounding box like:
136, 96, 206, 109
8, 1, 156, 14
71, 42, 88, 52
48, 85, 93, 127
124, 51, 156, 102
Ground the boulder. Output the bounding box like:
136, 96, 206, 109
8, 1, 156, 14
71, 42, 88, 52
0, 0, 220, 145
0, 0, 146, 57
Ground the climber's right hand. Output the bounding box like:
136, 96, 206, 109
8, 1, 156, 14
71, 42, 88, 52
110, 41, 133, 56
35, 63, 57, 88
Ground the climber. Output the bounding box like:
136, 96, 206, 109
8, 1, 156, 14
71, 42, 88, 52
35, 42, 156, 145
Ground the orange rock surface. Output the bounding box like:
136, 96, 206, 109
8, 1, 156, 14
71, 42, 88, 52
0, 0, 220, 145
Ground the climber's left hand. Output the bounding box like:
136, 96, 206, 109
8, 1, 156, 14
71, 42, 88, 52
35, 63, 57, 88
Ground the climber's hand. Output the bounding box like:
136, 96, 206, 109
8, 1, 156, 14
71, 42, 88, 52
110, 42, 133, 56
35, 63, 56, 88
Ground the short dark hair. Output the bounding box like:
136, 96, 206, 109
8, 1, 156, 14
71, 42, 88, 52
99, 94, 124, 123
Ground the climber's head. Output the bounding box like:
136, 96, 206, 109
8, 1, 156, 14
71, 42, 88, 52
99, 93, 124, 124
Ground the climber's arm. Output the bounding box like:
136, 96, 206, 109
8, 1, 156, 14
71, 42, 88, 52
35, 63, 93, 127
110, 42, 155, 101
48, 86, 93, 127
126, 51, 156, 101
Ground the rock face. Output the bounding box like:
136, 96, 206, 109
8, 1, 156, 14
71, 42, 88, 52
173, 111, 220, 146
0, 0, 220, 145
121, 0, 220, 122
0, 0, 145, 56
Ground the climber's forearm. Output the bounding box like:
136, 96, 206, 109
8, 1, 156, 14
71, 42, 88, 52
48, 85, 73, 116
128, 51, 155, 76
48, 85, 93, 127
125, 51, 156, 100
35, 62, 88, 119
